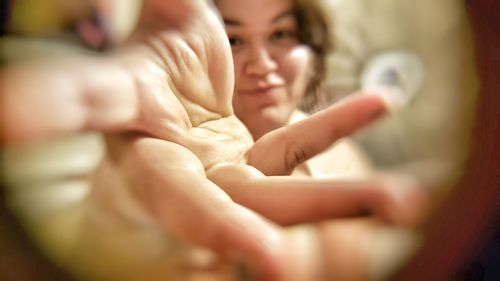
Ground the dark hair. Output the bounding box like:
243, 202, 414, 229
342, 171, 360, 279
293, 0, 332, 112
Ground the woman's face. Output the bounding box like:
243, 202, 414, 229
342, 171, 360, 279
216, 0, 314, 140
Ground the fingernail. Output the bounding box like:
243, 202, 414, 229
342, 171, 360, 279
368, 87, 409, 112
368, 103, 386, 120
228, 252, 258, 281
236, 261, 256, 281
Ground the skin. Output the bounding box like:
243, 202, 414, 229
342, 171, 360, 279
1, 0, 196, 144
212, 2, 427, 280
217, 0, 313, 140
1, 0, 428, 280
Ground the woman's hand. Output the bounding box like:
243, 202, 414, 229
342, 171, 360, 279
1, 0, 199, 144
90, 3, 427, 281
1, 1, 428, 280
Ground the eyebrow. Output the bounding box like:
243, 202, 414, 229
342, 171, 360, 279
223, 10, 295, 26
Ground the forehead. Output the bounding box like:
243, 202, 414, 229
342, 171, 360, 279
216, 0, 295, 27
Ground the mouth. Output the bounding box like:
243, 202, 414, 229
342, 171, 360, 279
239, 85, 285, 95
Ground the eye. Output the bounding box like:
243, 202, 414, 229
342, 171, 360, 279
270, 30, 297, 41
228, 36, 244, 47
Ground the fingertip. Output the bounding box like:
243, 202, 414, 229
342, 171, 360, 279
342, 93, 389, 122
380, 175, 432, 227
139, 0, 197, 31
363, 87, 410, 113
212, 204, 287, 281
245, 227, 287, 281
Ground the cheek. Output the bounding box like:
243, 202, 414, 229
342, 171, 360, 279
231, 54, 245, 90
229, 55, 251, 122
231, 55, 245, 104
281, 46, 314, 99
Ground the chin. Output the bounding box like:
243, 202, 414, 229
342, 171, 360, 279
262, 106, 292, 125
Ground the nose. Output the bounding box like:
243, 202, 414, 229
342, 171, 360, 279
244, 43, 278, 76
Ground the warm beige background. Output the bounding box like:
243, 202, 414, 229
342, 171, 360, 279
320, 0, 477, 187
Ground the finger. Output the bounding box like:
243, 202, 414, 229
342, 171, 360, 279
1, 58, 138, 145
372, 174, 431, 227
208, 164, 429, 227
117, 136, 288, 281
87, 0, 199, 48
136, 0, 197, 31
90, 0, 141, 46
316, 219, 379, 281
247, 93, 388, 175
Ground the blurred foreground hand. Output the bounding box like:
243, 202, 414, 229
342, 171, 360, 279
1, 1, 429, 280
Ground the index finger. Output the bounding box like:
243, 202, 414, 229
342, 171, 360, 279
247, 93, 388, 175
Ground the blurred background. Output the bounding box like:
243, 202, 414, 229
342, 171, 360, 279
321, 0, 477, 187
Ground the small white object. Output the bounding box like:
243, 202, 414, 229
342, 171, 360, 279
361, 51, 425, 111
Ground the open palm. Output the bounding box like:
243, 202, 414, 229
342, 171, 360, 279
2, 1, 427, 281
